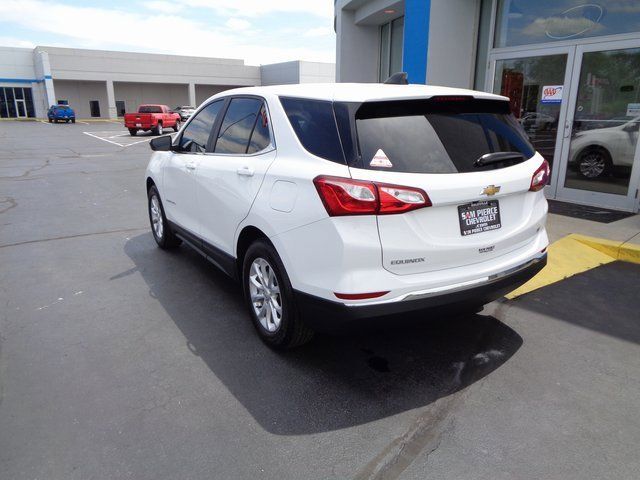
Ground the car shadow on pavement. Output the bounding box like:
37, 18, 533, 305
512, 261, 640, 344
124, 233, 523, 435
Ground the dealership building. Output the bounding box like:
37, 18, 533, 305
0, 45, 334, 120
335, 0, 640, 212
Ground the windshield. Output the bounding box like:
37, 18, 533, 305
354, 98, 535, 173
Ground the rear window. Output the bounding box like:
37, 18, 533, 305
279, 97, 344, 163
139, 106, 162, 113
56, 105, 71, 111
355, 98, 535, 173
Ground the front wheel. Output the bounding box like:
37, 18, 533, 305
174, 120, 181, 132
242, 240, 314, 349
147, 185, 181, 249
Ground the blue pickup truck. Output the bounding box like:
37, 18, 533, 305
47, 105, 76, 123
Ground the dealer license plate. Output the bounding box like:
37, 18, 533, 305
458, 200, 501, 236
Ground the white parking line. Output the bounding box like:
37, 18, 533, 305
83, 131, 125, 147
83, 131, 175, 148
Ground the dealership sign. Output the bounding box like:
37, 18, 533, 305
541, 85, 563, 104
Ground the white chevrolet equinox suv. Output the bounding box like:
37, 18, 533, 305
145, 83, 549, 348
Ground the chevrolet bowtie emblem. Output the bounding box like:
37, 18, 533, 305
481, 185, 501, 196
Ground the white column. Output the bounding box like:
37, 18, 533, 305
34, 50, 56, 115
188, 82, 196, 106
106, 80, 117, 119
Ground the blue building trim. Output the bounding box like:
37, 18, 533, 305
402, 0, 430, 84
0, 75, 51, 84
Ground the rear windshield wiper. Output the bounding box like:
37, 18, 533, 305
474, 152, 524, 168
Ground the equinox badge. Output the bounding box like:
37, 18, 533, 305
481, 185, 501, 196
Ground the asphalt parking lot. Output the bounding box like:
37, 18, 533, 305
1, 120, 639, 480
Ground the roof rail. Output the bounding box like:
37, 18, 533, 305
383, 72, 408, 85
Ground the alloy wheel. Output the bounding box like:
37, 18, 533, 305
150, 195, 164, 239
248, 257, 283, 332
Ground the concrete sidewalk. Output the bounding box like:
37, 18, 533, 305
546, 210, 640, 246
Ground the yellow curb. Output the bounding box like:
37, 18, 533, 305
572, 234, 640, 264
506, 233, 640, 299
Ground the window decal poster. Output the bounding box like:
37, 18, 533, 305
541, 85, 563, 104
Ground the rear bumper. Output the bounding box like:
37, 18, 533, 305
295, 253, 546, 332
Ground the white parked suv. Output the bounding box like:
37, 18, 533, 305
145, 83, 549, 348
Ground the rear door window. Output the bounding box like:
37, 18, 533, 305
246, 104, 271, 154
355, 98, 535, 173
214, 98, 263, 154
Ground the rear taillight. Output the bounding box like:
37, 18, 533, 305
313, 176, 431, 216
529, 160, 550, 192
313, 176, 378, 216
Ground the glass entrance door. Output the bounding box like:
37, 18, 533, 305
491, 46, 574, 194
14, 87, 27, 118
556, 41, 640, 211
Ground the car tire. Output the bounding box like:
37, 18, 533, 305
147, 185, 181, 249
129, 128, 138, 136
577, 148, 612, 179
174, 120, 181, 132
242, 239, 314, 349
154, 123, 163, 136
71, 119, 76, 124
48, 118, 52, 123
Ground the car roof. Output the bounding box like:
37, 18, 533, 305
209, 83, 508, 103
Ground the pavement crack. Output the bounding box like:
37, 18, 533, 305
0, 196, 17, 214
353, 395, 460, 480
0, 227, 147, 249
0, 158, 51, 180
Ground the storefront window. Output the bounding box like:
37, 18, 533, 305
495, 0, 640, 48
379, 17, 404, 82
494, 54, 567, 175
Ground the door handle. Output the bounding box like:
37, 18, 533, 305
237, 166, 254, 177
563, 119, 573, 139
185, 162, 196, 171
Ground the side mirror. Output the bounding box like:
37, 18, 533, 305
623, 122, 639, 132
150, 135, 173, 151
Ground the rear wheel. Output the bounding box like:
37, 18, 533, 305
128, 128, 138, 136
71, 118, 76, 124
577, 148, 611, 179
242, 240, 314, 349
147, 185, 181, 249
154, 122, 163, 135
48, 118, 52, 123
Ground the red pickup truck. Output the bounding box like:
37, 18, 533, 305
124, 104, 181, 136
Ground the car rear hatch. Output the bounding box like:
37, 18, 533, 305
340, 96, 547, 275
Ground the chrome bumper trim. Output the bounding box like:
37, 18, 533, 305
344, 254, 546, 307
